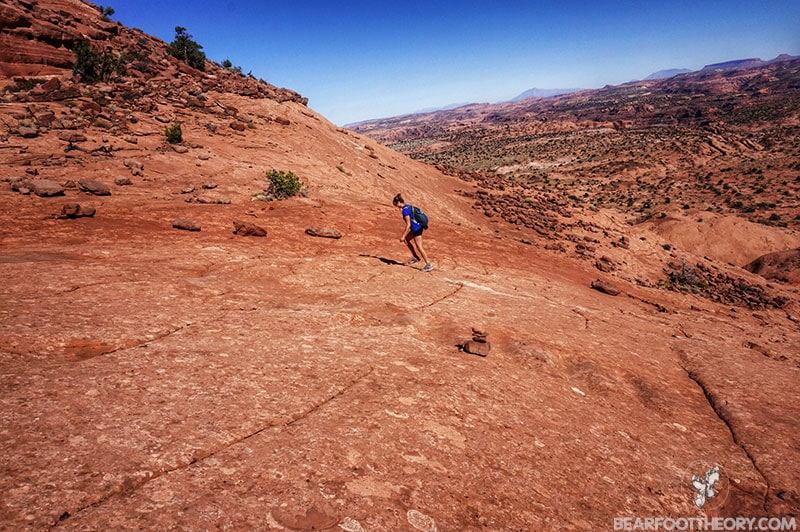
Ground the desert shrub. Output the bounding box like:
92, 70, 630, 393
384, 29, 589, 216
5, 78, 45, 93
222, 59, 243, 74
73, 40, 126, 83
124, 49, 152, 74
167, 27, 206, 71
165, 122, 182, 144
266, 169, 302, 199
662, 261, 708, 293
97, 5, 115, 21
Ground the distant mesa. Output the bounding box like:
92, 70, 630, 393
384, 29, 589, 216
702, 54, 799, 71
509, 87, 584, 102
644, 68, 692, 80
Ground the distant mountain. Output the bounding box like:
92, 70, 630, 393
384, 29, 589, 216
413, 101, 475, 114
702, 54, 799, 71
644, 68, 692, 80
510, 87, 583, 102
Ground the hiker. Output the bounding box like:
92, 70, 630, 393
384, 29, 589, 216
393, 193, 433, 272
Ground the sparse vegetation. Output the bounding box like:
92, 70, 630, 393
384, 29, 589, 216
222, 59, 243, 74
97, 5, 115, 21
167, 27, 206, 71
5, 78, 46, 93
165, 122, 182, 144
265, 169, 302, 199
72, 40, 127, 83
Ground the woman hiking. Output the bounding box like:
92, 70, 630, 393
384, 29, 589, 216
393, 193, 433, 272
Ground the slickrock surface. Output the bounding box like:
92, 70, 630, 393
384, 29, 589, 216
1, 1, 798, 529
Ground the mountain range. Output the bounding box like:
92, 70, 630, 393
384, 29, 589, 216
352, 54, 800, 125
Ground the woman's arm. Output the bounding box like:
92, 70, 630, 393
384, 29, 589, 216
400, 214, 411, 242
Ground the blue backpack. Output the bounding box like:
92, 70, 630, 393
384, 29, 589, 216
411, 205, 429, 230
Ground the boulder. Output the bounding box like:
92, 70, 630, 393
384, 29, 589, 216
595, 256, 615, 272
743, 248, 800, 284
9, 176, 29, 192
305, 227, 342, 239
590, 278, 621, 296
58, 132, 87, 143
58, 203, 95, 219
114, 176, 132, 186
78, 179, 111, 196
40, 77, 61, 93
233, 220, 267, 237
172, 219, 201, 232
195, 196, 231, 204
18, 125, 38, 138
462, 340, 491, 357
460, 328, 490, 356
30, 179, 64, 197
123, 158, 144, 176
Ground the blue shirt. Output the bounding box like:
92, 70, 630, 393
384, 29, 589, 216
402, 204, 422, 233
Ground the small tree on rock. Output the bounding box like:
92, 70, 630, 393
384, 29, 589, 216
167, 26, 206, 71
73, 41, 126, 83
266, 169, 302, 199
97, 5, 115, 21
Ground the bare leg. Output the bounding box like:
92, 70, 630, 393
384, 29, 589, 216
404, 234, 419, 259
410, 234, 429, 265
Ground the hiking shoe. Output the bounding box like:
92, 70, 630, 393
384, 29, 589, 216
422, 262, 434, 272
406, 257, 421, 265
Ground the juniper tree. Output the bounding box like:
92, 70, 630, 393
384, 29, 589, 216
167, 26, 206, 71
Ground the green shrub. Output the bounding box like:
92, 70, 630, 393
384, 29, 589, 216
167, 27, 206, 71
73, 40, 126, 83
222, 59, 243, 74
98, 5, 115, 21
266, 169, 302, 199
662, 261, 708, 293
6, 78, 45, 93
165, 122, 182, 144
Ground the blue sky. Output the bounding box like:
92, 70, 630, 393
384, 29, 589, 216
107, 0, 800, 125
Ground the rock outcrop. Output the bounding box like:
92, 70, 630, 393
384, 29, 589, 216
744, 248, 800, 284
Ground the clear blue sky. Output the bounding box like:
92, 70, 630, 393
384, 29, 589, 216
107, 0, 800, 125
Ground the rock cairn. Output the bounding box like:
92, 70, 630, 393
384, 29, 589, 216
460, 328, 491, 357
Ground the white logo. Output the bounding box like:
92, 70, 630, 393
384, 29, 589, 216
691, 465, 721, 509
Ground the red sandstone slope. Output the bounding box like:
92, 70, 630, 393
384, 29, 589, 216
1, 1, 799, 530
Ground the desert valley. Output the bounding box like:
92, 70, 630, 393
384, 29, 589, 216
1, 1, 798, 530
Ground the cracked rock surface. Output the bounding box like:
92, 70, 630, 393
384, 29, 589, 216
1, 195, 798, 528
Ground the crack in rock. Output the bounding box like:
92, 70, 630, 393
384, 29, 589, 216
571, 308, 590, 329
96, 323, 191, 359
53, 364, 374, 526
418, 283, 464, 309
682, 366, 770, 512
